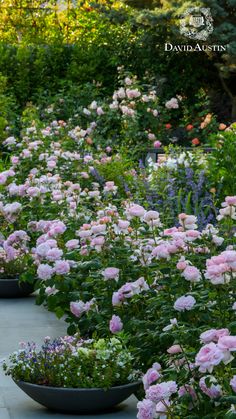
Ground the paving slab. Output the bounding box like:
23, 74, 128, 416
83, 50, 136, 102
0, 295, 137, 419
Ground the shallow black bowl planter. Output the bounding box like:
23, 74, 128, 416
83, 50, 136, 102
0, 278, 35, 298
15, 380, 141, 413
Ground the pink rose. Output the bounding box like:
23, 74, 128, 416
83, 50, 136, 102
225, 196, 236, 206
143, 367, 161, 390
109, 315, 123, 333
65, 239, 79, 250
174, 295, 196, 312
146, 381, 177, 403
46, 248, 63, 262
218, 336, 236, 351
195, 343, 225, 373
200, 329, 218, 344
103, 267, 120, 281
167, 344, 182, 354
153, 141, 161, 148
182, 266, 201, 282
137, 399, 156, 419
127, 204, 146, 218
37, 263, 54, 280
54, 260, 70, 275
177, 260, 187, 270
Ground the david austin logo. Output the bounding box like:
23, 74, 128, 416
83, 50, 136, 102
164, 7, 227, 52
180, 7, 213, 41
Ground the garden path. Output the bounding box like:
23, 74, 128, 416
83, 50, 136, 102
0, 295, 137, 419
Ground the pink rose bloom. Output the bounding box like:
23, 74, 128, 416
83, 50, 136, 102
230, 375, 236, 392
153, 141, 161, 148
78, 230, 92, 238
215, 329, 230, 340
118, 219, 130, 230
185, 230, 201, 241
11, 156, 19, 165
37, 264, 54, 280
167, 344, 182, 355
137, 399, 156, 419
49, 221, 67, 236
109, 315, 123, 333
200, 329, 218, 344
146, 381, 177, 403
0, 173, 7, 185
199, 376, 222, 399
218, 335, 236, 351
80, 172, 89, 179
182, 266, 201, 282
112, 291, 123, 306
70, 299, 95, 318
127, 204, 146, 218
103, 267, 120, 281
70, 301, 85, 318
221, 250, 236, 270
46, 248, 63, 262
91, 236, 105, 251
65, 239, 79, 250
91, 224, 106, 234
143, 211, 160, 225
177, 260, 187, 270
174, 295, 196, 312
163, 227, 179, 236
96, 106, 104, 116
195, 343, 225, 373
152, 244, 170, 260
54, 260, 70, 275
178, 214, 197, 230
225, 196, 236, 206
35, 243, 51, 258
143, 366, 161, 390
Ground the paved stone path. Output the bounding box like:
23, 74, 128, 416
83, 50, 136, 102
0, 295, 137, 419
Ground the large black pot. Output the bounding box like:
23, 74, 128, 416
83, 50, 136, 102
0, 278, 35, 298
15, 380, 141, 413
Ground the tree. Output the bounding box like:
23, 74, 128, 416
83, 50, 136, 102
144, 0, 236, 119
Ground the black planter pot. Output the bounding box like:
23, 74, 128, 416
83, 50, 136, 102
15, 380, 141, 413
0, 278, 35, 298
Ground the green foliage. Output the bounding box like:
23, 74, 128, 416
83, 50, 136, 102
0, 73, 17, 144
208, 125, 236, 203
0, 0, 225, 122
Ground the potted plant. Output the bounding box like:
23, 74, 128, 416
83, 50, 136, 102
3, 336, 141, 413
0, 230, 35, 298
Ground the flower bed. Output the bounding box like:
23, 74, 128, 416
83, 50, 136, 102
1, 89, 236, 416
